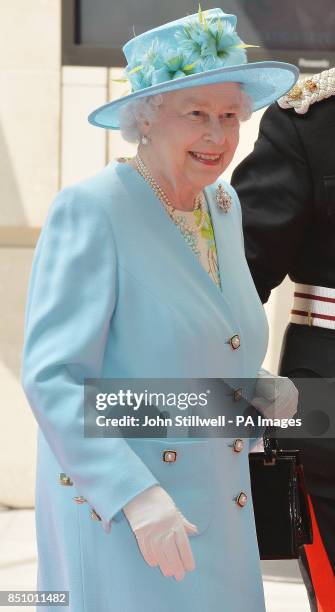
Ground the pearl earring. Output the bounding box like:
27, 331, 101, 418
141, 135, 149, 145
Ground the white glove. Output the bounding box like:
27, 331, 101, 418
252, 368, 299, 419
123, 484, 198, 581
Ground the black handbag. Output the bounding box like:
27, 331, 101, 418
249, 431, 313, 560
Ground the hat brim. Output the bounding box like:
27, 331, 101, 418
88, 61, 299, 130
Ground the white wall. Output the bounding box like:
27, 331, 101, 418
0, 0, 61, 508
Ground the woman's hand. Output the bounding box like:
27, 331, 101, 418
123, 484, 198, 581
252, 368, 299, 419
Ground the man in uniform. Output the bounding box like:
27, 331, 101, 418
231, 68, 335, 612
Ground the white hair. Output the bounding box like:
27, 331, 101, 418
118, 87, 253, 143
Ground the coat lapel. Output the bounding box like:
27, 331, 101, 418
204, 182, 243, 302
113, 161, 239, 323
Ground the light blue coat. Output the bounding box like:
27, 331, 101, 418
21, 161, 268, 612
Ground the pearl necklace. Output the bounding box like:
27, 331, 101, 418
134, 155, 207, 245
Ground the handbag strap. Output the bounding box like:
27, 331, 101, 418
263, 428, 280, 462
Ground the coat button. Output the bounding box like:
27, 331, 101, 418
233, 439, 244, 453
73, 496, 86, 504
162, 450, 177, 462
229, 334, 240, 350
59, 473, 73, 486
235, 491, 248, 507
90, 509, 102, 521
233, 388, 243, 402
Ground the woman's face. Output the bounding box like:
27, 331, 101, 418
142, 82, 242, 190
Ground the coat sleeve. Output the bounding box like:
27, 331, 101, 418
231, 103, 313, 303
21, 186, 159, 530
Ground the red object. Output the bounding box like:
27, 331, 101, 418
294, 292, 335, 304
291, 309, 335, 322
304, 495, 335, 612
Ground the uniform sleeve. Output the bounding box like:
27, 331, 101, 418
231, 103, 313, 303
21, 187, 159, 530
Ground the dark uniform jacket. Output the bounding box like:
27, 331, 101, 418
231, 97, 335, 379
231, 98, 335, 500
232, 97, 335, 303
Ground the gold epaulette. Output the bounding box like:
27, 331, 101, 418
278, 67, 335, 114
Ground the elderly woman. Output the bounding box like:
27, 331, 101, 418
21, 8, 299, 612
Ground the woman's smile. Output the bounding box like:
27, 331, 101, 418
188, 151, 224, 166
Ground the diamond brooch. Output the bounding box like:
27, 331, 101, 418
216, 183, 232, 213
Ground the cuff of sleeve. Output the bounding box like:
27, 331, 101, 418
99, 479, 160, 534
109, 480, 159, 525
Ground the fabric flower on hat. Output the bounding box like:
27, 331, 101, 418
125, 40, 164, 91
124, 6, 256, 92
176, 11, 249, 70
161, 47, 200, 80
125, 40, 200, 90
213, 19, 248, 66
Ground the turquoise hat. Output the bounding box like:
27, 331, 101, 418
88, 7, 299, 130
